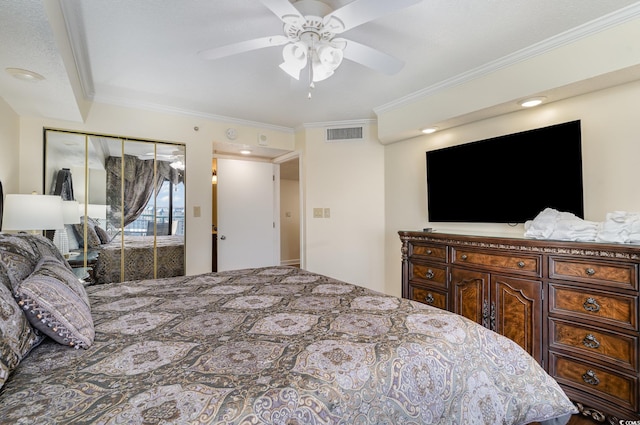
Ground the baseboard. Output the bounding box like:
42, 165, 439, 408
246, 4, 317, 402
280, 259, 300, 266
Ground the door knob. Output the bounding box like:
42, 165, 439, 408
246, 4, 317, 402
220, 235, 226, 240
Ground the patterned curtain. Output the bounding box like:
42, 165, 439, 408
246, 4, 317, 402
106, 155, 182, 227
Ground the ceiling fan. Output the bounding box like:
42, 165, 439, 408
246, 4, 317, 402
198, 0, 421, 89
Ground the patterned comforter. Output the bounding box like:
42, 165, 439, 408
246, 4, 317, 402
0, 267, 576, 424
93, 234, 184, 284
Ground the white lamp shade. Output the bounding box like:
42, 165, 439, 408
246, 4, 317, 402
62, 201, 81, 224
80, 204, 107, 220
2, 194, 64, 231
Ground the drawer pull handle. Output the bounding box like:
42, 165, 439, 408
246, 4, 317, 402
582, 334, 601, 349
583, 297, 601, 313
582, 370, 600, 386
517, 261, 525, 268
426, 249, 432, 255
425, 293, 434, 304
425, 269, 435, 279
585, 268, 596, 276
460, 254, 468, 261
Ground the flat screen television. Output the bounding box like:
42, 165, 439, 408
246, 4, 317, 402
426, 120, 584, 223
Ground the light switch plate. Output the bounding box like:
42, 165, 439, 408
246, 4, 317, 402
313, 208, 323, 218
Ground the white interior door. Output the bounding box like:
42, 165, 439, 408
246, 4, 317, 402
216, 158, 276, 271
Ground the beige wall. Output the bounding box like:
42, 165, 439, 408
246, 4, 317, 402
0, 97, 20, 195
384, 79, 640, 297
16, 102, 294, 277
302, 124, 386, 292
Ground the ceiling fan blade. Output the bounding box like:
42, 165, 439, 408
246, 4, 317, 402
324, 0, 422, 33
198, 35, 290, 61
342, 40, 404, 75
260, 0, 304, 23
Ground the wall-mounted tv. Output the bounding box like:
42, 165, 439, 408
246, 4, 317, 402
426, 120, 584, 223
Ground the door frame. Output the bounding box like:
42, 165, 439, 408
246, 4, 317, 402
273, 151, 303, 269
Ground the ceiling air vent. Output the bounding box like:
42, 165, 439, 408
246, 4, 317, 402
325, 126, 364, 142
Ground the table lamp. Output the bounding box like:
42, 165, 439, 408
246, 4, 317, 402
1, 194, 64, 235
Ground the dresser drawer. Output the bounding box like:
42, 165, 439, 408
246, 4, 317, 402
409, 285, 448, 310
549, 318, 637, 371
451, 247, 541, 277
549, 256, 638, 291
409, 261, 447, 289
549, 283, 638, 331
409, 242, 447, 263
550, 353, 638, 412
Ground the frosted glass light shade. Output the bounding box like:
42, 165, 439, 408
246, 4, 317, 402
2, 194, 64, 232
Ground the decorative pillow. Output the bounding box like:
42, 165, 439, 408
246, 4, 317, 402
14, 256, 94, 349
95, 225, 111, 244
0, 233, 38, 290
26, 233, 72, 272
0, 281, 43, 390
73, 217, 102, 249
0, 233, 71, 290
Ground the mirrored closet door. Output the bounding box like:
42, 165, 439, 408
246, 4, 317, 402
44, 129, 186, 284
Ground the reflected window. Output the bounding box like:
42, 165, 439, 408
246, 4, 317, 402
125, 180, 185, 236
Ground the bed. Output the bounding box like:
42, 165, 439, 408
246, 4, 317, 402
0, 233, 577, 424
91, 234, 184, 284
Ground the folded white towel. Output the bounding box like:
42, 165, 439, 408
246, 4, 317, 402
525, 208, 598, 241
596, 211, 640, 243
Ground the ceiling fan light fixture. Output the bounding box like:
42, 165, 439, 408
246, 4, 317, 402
280, 42, 308, 80
311, 58, 334, 82
317, 44, 343, 69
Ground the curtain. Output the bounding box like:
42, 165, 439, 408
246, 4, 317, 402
106, 155, 182, 227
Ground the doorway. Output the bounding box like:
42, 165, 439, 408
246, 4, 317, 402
211, 154, 301, 271
278, 157, 300, 267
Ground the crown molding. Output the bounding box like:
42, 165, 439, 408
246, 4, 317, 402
374, 2, 640, 115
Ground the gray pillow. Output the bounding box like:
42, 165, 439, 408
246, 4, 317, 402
14, 256, 94, 349
73, 217, 102, 248
0, 233, 70, 291
94, 225, 111, 244
0, 280, 43, 390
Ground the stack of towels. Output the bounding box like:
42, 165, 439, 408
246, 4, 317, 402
596, 211, 640, 243
524, 208, 599, 241
524, 208, 640, 243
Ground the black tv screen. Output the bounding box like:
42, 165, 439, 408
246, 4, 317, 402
426, 120, 584, 223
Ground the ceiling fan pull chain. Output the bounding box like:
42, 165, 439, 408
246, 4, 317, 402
308, 46, 314, 99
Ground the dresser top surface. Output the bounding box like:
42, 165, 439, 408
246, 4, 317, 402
399, 230, 640, 256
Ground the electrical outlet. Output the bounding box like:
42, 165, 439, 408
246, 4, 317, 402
324, 208, 330, 218
313, 208, 323, 218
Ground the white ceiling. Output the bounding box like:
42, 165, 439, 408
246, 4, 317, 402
2, 0, 640, 145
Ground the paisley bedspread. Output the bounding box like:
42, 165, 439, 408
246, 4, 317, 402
0, 266, 577, 424
93, 234, 184, 284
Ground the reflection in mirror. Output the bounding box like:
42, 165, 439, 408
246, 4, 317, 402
44, 129, 186, 284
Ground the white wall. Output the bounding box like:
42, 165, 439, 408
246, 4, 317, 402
302, 124, 386, 292
17, 102, 294, 277
384, 79, 640, 297
0, 97, 20, 195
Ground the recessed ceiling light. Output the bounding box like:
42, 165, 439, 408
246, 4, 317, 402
519, 97, 546, 108
5, 67, 45, 82
421, 127, 438, 134
240, 149, 252, 155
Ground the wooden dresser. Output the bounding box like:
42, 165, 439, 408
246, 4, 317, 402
399, 231, 640, 423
